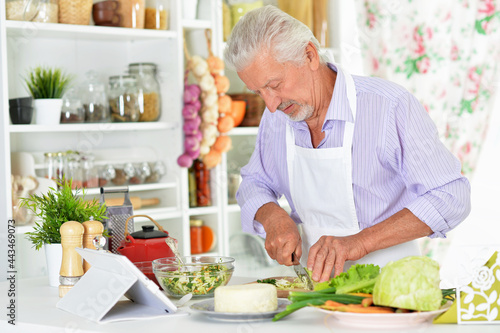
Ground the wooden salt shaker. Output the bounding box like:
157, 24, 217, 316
59, 221, 84, 298
82, 220, 104, 273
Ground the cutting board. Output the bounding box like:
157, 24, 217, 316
249, 276, 313, 298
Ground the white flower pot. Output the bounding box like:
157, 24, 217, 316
44, 243, 62, 287
182, 0, 198, 20
34, 99, 63, 125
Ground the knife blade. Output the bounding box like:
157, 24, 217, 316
291, 252, 314, 290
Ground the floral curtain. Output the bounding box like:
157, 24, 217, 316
353, 0, 500, 261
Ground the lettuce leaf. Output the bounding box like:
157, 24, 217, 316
312, 264, 380, 294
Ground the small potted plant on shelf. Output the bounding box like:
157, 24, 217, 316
23, 65, 73, 125
20, 179, 107, 286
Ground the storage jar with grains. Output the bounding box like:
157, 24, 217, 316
55, 151, 67, 185
145, 160, 165, 183
43, 152, 56, 180
60, 88, 85, 123
145, 0, 169, 30
81, 71, 110, 123
108, 75, 141, 122
65, 152, 83, 189
98, 164, 116, 187
81, 153, 98, 188
117, 0, 145, 28
6, 0, 58, 23
128, 63, 161, 122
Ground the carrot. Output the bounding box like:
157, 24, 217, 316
341, 304, 395, 314
323, 300, 346, 308
361, 297, 374, 307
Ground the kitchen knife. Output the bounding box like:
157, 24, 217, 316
291, 252, 314, 290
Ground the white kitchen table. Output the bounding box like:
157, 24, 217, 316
1, 277, 498, 333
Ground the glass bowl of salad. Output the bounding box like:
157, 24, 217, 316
152, 256, 235, 298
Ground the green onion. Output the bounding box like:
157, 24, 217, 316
273, 293, 364, 321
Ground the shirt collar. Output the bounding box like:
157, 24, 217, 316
288, 62, 353, 131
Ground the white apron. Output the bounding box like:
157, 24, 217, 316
286, 64, 420, 276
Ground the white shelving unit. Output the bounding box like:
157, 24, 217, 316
0, 0, 238, 279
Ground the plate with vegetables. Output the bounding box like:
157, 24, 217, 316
272, 256, 456, 328
318, 301, 452, 329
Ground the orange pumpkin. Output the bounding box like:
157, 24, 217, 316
230, 100, 246, 127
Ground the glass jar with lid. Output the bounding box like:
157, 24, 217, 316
124, 162, 137, 184
111, 163, 128, 186
108, 75, 141, 122
55, 151, 67, 186
44, 152, 56, 180
65, 152, 83, 189
145, 0, 169, 30
99, 164, 116, 187
6, 0, 58, 23
117, 0, 145, 28
146, 160, 166, 183
81, 71, 110, 123
129, 162, 151, 185
60, 88, 85, 123
128, 63, 161, 122
81, 153, 99, 188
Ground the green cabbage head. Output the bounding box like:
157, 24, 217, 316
373, 256, 442, 311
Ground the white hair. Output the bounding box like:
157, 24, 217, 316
224, 5, 327, 72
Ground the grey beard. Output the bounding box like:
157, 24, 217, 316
278, 101, 314, 122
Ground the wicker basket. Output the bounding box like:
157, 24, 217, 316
229, 93, 266, 127
58, 0, 93, 25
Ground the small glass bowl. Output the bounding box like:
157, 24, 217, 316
152, 256, 235, 298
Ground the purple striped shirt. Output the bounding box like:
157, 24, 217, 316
236, 64, 471, 239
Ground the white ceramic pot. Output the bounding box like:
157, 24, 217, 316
44, 243, 63, 287
34, 98, 63, 125
182, 0, 198, 20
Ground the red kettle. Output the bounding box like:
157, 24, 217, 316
117, 215, 176, 262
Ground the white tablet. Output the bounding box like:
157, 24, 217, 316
56, 248, 180, 323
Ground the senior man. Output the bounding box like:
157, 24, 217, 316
224, 5, 471, 282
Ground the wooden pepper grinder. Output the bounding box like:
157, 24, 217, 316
59, 221, 84, 298
82, 220, 104, 273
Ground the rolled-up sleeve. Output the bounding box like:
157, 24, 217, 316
387, 92, 471, 238
236, 110, 282, 238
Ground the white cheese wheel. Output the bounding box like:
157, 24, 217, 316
214, 284, 278, 313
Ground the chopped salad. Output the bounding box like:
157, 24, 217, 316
257, 277, 306, 290
158, 264, 231, 296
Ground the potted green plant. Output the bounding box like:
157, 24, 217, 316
23, 65, 73, 125
20, 179, 107, 286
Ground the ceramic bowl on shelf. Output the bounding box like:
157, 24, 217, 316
152, 256, 235, 298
